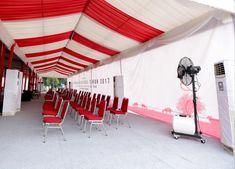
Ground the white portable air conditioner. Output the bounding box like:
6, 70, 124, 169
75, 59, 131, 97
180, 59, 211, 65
2, 69, 21, 116
113, 75, 124, 108
214, 60, 235, 151
17, 72, 23, 111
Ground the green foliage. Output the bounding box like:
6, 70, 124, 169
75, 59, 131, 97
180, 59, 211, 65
42, 77, 67, 89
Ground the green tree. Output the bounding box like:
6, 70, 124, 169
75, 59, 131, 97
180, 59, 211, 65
43, 77, 67, 89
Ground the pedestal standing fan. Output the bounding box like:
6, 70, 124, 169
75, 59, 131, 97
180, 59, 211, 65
171, 57, 205, 143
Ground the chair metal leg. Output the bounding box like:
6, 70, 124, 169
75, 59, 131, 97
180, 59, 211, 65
126, 114, 131, 128
70, 109, 74, 118
116, 115, 120, 129
102, 123, 108, 136
77, 114, 80, 126
74, 112, 78, 121
80, 116, 84, 130
43, 125, 48, 143
43, 123, 45, 136
83, 120, 87, 133
88, 122, 93, 138
59, 126, 66, 141
109, 114, 113, 126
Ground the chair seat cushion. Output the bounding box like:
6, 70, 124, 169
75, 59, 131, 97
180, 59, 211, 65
84, 114, 102, 121
43, 117, 62, 123
106, 107, 113, 111
43, 103, 54, 108
42, 110, 57, 116
74, 106, 84, 112
70, 101, 76, 106
110, 109, 126, 115
79, 110, 92, 116
43, 105, 55, 111
43, 100, 53, 105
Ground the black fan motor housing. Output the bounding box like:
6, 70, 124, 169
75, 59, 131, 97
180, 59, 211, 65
186, 65, 201, 75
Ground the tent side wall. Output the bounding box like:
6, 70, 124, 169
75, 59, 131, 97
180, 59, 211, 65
68, 16, 235, 137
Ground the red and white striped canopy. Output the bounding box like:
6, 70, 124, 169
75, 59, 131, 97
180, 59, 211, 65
0, 0, 219, 77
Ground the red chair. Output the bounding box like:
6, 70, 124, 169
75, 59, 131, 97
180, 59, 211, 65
106, 96, 118, 122
96, 94, 101, 105
109, 98, 131, 129
42, 97, 63, 117
43, 101, 69, 143
69, 93, 79, 112
78, 97, 96, 127
73, 95, 88, 120
70, 94, 84, 118
43, 94, 58, 111
91, 93, 96, 101
83, 100, 107, 138
75, 96, 91, 124
105, 96, 111, 110
96, 94, 106, 108
44, 90, 54, 100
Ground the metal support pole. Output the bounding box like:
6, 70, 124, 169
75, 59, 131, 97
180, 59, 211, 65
0, 42, 5, 94
28, 69, 31, 91
32, 71, 35, 91
192, 75, 199, 134
8, 43, 16, 69
24, 63, 28, 90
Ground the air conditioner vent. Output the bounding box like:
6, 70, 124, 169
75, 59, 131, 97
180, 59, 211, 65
214, 62, 225, 76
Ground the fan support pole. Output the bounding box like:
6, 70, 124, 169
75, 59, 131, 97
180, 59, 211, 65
192, 74, 199, 135
172, 74, 205, 143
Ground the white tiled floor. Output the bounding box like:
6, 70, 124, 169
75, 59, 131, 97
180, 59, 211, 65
0, 98, 234, 169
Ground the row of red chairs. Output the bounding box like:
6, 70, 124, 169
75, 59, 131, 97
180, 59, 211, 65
41, 89, 130, 142
70, 91, 130, 138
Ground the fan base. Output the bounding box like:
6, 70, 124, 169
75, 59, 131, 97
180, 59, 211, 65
171, 131, 205, 143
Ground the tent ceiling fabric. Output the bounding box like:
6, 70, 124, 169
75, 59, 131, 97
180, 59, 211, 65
0, 0, 218, 77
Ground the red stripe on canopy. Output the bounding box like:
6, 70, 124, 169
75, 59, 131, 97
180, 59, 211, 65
25, 48, 64, 58
15, 32, 72, 47
37, 68, 71, 76
31, 56, 60, 65
55, 65, 75, 73
36, 65, 55, 72
0, 0, 87, 21
64, 48, 98, 63
36, 67, 71, 76
34, 61, 57, 68
72, 32, 119, 56
60, 56, 87, 68
55, 69, 71, 76
57, 62, 81, 71
84, 0, 164, 42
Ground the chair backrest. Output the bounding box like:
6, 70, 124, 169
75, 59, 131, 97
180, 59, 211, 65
87, 92, 91, 97
98, 100, 106, 118
61, 101, 69, 121
112, 97, 119, 110
78, 94, 84, 105
90, 98, 97, 113
92, 93, 96, 100
55, 97, 63, 112
53, 94, 58, 108
85, 97, 91, 110
81, 95, 87, 108
96, 94, 101, 104
73, 89, 77, 96
73, 93, 78, 102
106, 95, 111, 110
67, 92, 72, 100
121, 98, 129, 113
101, 95, 106, 101
78, 91, 81, 97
